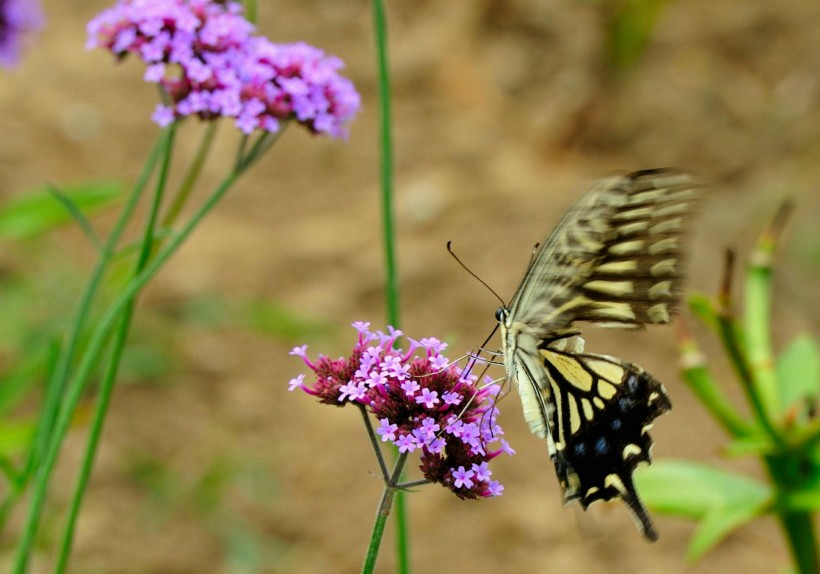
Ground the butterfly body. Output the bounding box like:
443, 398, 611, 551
498, 168, 699, 541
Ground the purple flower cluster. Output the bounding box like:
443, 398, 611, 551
289, 322, 514, 499
0, 0, 44, 68
86, 0, 360, 137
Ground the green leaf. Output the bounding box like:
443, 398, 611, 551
0, 181, 123, 240
45, 184, 103, 249
688, 292, 720, 332
723, 433, 775, 457
688, 498, 768, 561
239, 299, 334, 342
776, 335, 820, 419
637, 459, 770, 517
0, 418, 36, 458
636, 460, 771, 560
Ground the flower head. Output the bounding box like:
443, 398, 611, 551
87, 0, 360, 136
0, 0, 45, 68
290, 323, 513, 499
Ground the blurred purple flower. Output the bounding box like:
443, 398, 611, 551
289, 323, 513, 499
0, 0, 45, 68
87, 0, 360, 137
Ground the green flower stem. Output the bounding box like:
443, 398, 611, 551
715, 315, 781, 444
679, 336, 750, 438
21, 130, 169, 489
714, 251, 781, 444
371, 0, 399, 329
745, 205, 791, 420
162, 122, 218, 229
765, 454, 820, 574
13, 127, 265, 573
362, 454, 409, 574
370, 2, 409, 571
54, 124, 177, 574
360, 405, 390, 481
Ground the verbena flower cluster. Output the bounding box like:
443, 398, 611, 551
289, 322, 514, 499
86, 0, 360, 137
0, 0, 45, 68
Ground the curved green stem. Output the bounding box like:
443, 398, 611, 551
12, 129, 170, 573
162, 122, 218, 229
361, 454, 408, 574
54, 124, 176, 574
370, 2, 409, 572
12, 123, 275, 573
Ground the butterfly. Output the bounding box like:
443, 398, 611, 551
496, 168, 699, 541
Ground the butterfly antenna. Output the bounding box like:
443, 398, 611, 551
447, 241, 506, 307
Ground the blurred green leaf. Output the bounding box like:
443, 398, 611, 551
688, 292, 720, 332
688, 497, 768, 561
637, 460, 770, 560
723, 433, 775, 457
239, 299, 334, 342
0, 354, 47, 417
0, 181, 123, 240
776, 335, 820, 419
604, 0, 670, 74
636, 459, 770, 517
0, 418, 36, 458
45, 184, 102, 249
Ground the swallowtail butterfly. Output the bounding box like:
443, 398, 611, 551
497, 168, 699, 541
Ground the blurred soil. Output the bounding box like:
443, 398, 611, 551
2, 0, 820, 573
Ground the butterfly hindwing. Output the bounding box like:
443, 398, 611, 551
539, 343, 671, 541
499, 168, 699, 541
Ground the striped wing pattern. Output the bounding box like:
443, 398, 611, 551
500, 168, 699, 541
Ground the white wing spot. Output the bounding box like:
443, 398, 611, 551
649, 237, 679, 255
650, 218, 683, 234
609, 240, 645, 256
585, 280, 634, 297
647, 303, 670, 323
604, 474, 627, 495
649, 280, 673, 299
623, 444, 643, 459
650, 259, 676, 276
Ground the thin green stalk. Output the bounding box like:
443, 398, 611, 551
22, 130, 169, 488
765, 454, 820, 574
360, 406, 390, 481
371, 0, 399, 329
777, 510, 819, 574
54, 125, 176, 574
370, 2, 408, 572
745, 203, 792, 419
679, 336, 750, 438
14, 132, 251, 574
162, 122, 218, 228
362, 454, 408, 574
715, 250, 781, 444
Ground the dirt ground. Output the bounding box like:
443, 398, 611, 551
2, 0, 820, 572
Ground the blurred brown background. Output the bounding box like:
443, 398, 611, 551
2, 0, 820, 572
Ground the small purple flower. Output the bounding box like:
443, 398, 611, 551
486, 480, 504, 497
0, 0, 44, 68
400, 379, 420, 397
287, 373, 305, 392
395, 433, 417, 454
442, 391, 462, 406
289, 323, 513, 499
452, 466, 475, 489
415, 388, 440, 409
472, 461, 491, 482
376, 418, 398, 442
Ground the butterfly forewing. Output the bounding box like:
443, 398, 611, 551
500, 168, 699, 541
508, 169, 698, 334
